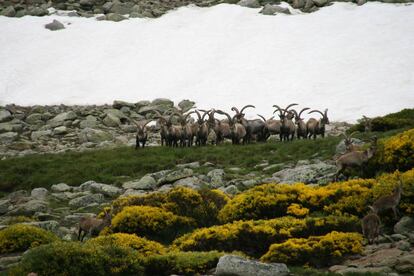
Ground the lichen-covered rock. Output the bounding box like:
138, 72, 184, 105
0, 110, 12, 123
238, 0, 261, 8
31, 130, 52, 141
215, 255, 289, 276
394, 216, 414, 235
0, 6, 16, 17
8, 199, 48, 216
48, 111, 76, 127
79, 128, 112, 143
89, 182, 123, 197
157, 169, 194, 185
178, 99, 196, 113
123, 175, 157, 190
271, 160, 336, 184
45, 20, 65, 31
0, 132, 18, 144
68, 193, 105, 207
106, 13, 127, 22
31, 188, 49, 200
51, 183, 72, 193
260, 4, 290, 15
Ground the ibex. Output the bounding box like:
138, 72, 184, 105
273, 103, 298, 141
306, 109, 330, 139
290, 108, 310, 139
207, 109, 232, 145
78, 209, 111, 242
232, 105, 265, 143
156, 115, 183, 147
343, 131, 363, 153
361, 206, 381, 245
371, 179, 403, 219
154, 111, 169, 146
175, 111, 196, 147
362, 115, 372, 132
216, 110, 246, 144
334, 137, 377, 181
257, 114, 280, 141
132, 120, 152, 149
194, 110, 210, 146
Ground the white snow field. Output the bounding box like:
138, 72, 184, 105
0, 2, 413, 122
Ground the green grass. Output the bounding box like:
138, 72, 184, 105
0, 128, 404, 193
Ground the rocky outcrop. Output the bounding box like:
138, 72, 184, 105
215, 255, 290, 276
271, 160, 336, 184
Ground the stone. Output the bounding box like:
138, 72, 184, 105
79, 128, 112, 143
157, 169, 194, 185
0, 255, 22, 271
22, 220, 59, 233
51, 183, 72, 192
292, 0, 305, 8
31, 130, 52, 141
103, 113, 121, 127
0, 132, 18, 144
0, 199, 11, 215
68, 193, 105, 207
178, 99, 196, 113
221, 185, 240, 195
45, 19, 65, 31
25, 113, 43, 124
89, 182, 122, 197
31, 188, 49, 200
313, 0, 329, 6
79, 115, 98, 129
123, 175, 157, 190
113, 100, 135, 109
48, 111, 76, 127
106, 13, 127, 22
0, 122, 23, 133
238, 0, 261, 8
0, 109, 12, 122
109, 2, 133, 15
80, 0, 95, 8
53, 126, 68, 135
391, 233, 406, 241
336, 138, 364, 155
8, 199, 48, 216
395, 254, 414, 273
260, 4, 291, 15
271, 160, 336, 184
103, 1, 113, 13
173, 177, 206, 190
28, 7, 48, 16
357, 0, 367, 5
394, 216, 414, 234
215, 255, 289, 276
207, 169, 225, 188
176, 161, 200, 169
396, 240, 411, 251
122, 189, 147, 197
1, 6, 16, 17
152, 98, 174, 107
262, 163, 283, 172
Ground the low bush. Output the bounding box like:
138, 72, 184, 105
111, 206, 196, 243
172, 215, 359, 257
260, 231, 363, 266
9, 242, 145, 276
0, 224, 59, 254
349, 108, 414, 132
86, 233, 166, 257
218, 168, 414, 222
143, 251, 223, 276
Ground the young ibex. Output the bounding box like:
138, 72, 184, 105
361, 206, 381, 245
334, 137, 377, 181
78, 209, 111, 242
290, 107, 310, 139
273, 103, 298, 141
306, 109, 330, 139
232, 105, 265, 143
371, 179, 403, 219
216, 110, 246, 144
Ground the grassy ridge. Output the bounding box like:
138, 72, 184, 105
0, 129, 404, 192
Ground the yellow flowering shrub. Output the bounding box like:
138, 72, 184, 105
287, 204, 309, 217
375, 128, 414, 171
111, 206, 196, 243
9, 242, 145, 276
0, 224, 59, 254
112, 187, 229, 227
172, 215, 358, 258
260, 231, 363, 266
86, 233, 166, 257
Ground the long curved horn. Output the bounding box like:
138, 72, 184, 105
216, 110, 233, 125
308, 110, 325, 117
324, 109, 328, 118
201, 109, 211, 121
298, 108, 310, 118
240, 105, 255, 114
194, 110, 202, 121
273, 105, 284, 116
257, 114, 267, 123
284, 103, 299, 115
184, 111, 196, 122
290, 109, 299, 119
143, 120, 153, 127
231, 107, 240, 115
154, 110, 163, 117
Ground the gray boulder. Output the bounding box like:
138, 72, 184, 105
178, 100, 196, 113
260, 4, 290, 15
123, 175, 157, 190
152, 98, 174, 107
176, 161, 200, 169
173, 176, 206, 190
221, 185, 240, 195
31, 130, 52, 141
357, 0, 367, 5
89, 182, 122, 197
394, 216, 414, 235
157, 169, 194, 185
1, 6, 16, 17
109, 2, 133, 15
271, 160, 336, 184
79, 128, 112, 143
103, 113, 121, 127
51, 183, 72, 192
45, 20, 65, 31
215, 255, 289, 276
0, 110, 12, 122
238, 0, 261, 8
53, 126, 68, 135
48, 111, 76, 127
8, 199, 48, 216
313, 0, 329, 6
0, 132, 18, 144
292, 0, 305, 9
68, 193, 105, 207
113, 100, 135, 109
28, 7, 48, 16
207, 169, 225, 188
25, 113, 43, 125
336, 138, 364, 155
106, 13, 127, 22
21, 220, 59, 233
0, 122, 23, 133
103, 1, 114, 13
80, 115, 98, 129
31, 188, 49, 200
0, 199, 11, 215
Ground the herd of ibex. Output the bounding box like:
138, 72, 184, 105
132, 103, 331, 148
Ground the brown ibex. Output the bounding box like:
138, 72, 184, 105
154, 110, 169, 146
291, 107, 310, 139
175, 111, 196, 147
361, 206, 381, 244
306, 109, 330, 139
273, 103, 298, 141
232, 105, 265, 143
334, 137, 377, 181
194, 110, 210, 146
132, 119, 152, 149
343, 131, 363, 153
207, 109, 232, 144
371, 179, 403, 219
216, 110, 246, 144
257, 114, 280, 141
78, 209, 111, 242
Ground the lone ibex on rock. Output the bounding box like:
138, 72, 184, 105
78, 209, 112, 242
371, 179, 403, 219
361, 206, 381, 245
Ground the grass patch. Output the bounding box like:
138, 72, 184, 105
0, 128, 404, 192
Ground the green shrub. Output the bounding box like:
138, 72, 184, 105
86, 233, 166, 257
0, 224, 59, 254
143, 251, 223, 276
111, 206, 196, 243
9, 242, 145, 276
349, 108, 414, 132
172, 215, 359, 258
260, 231, 363, 266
